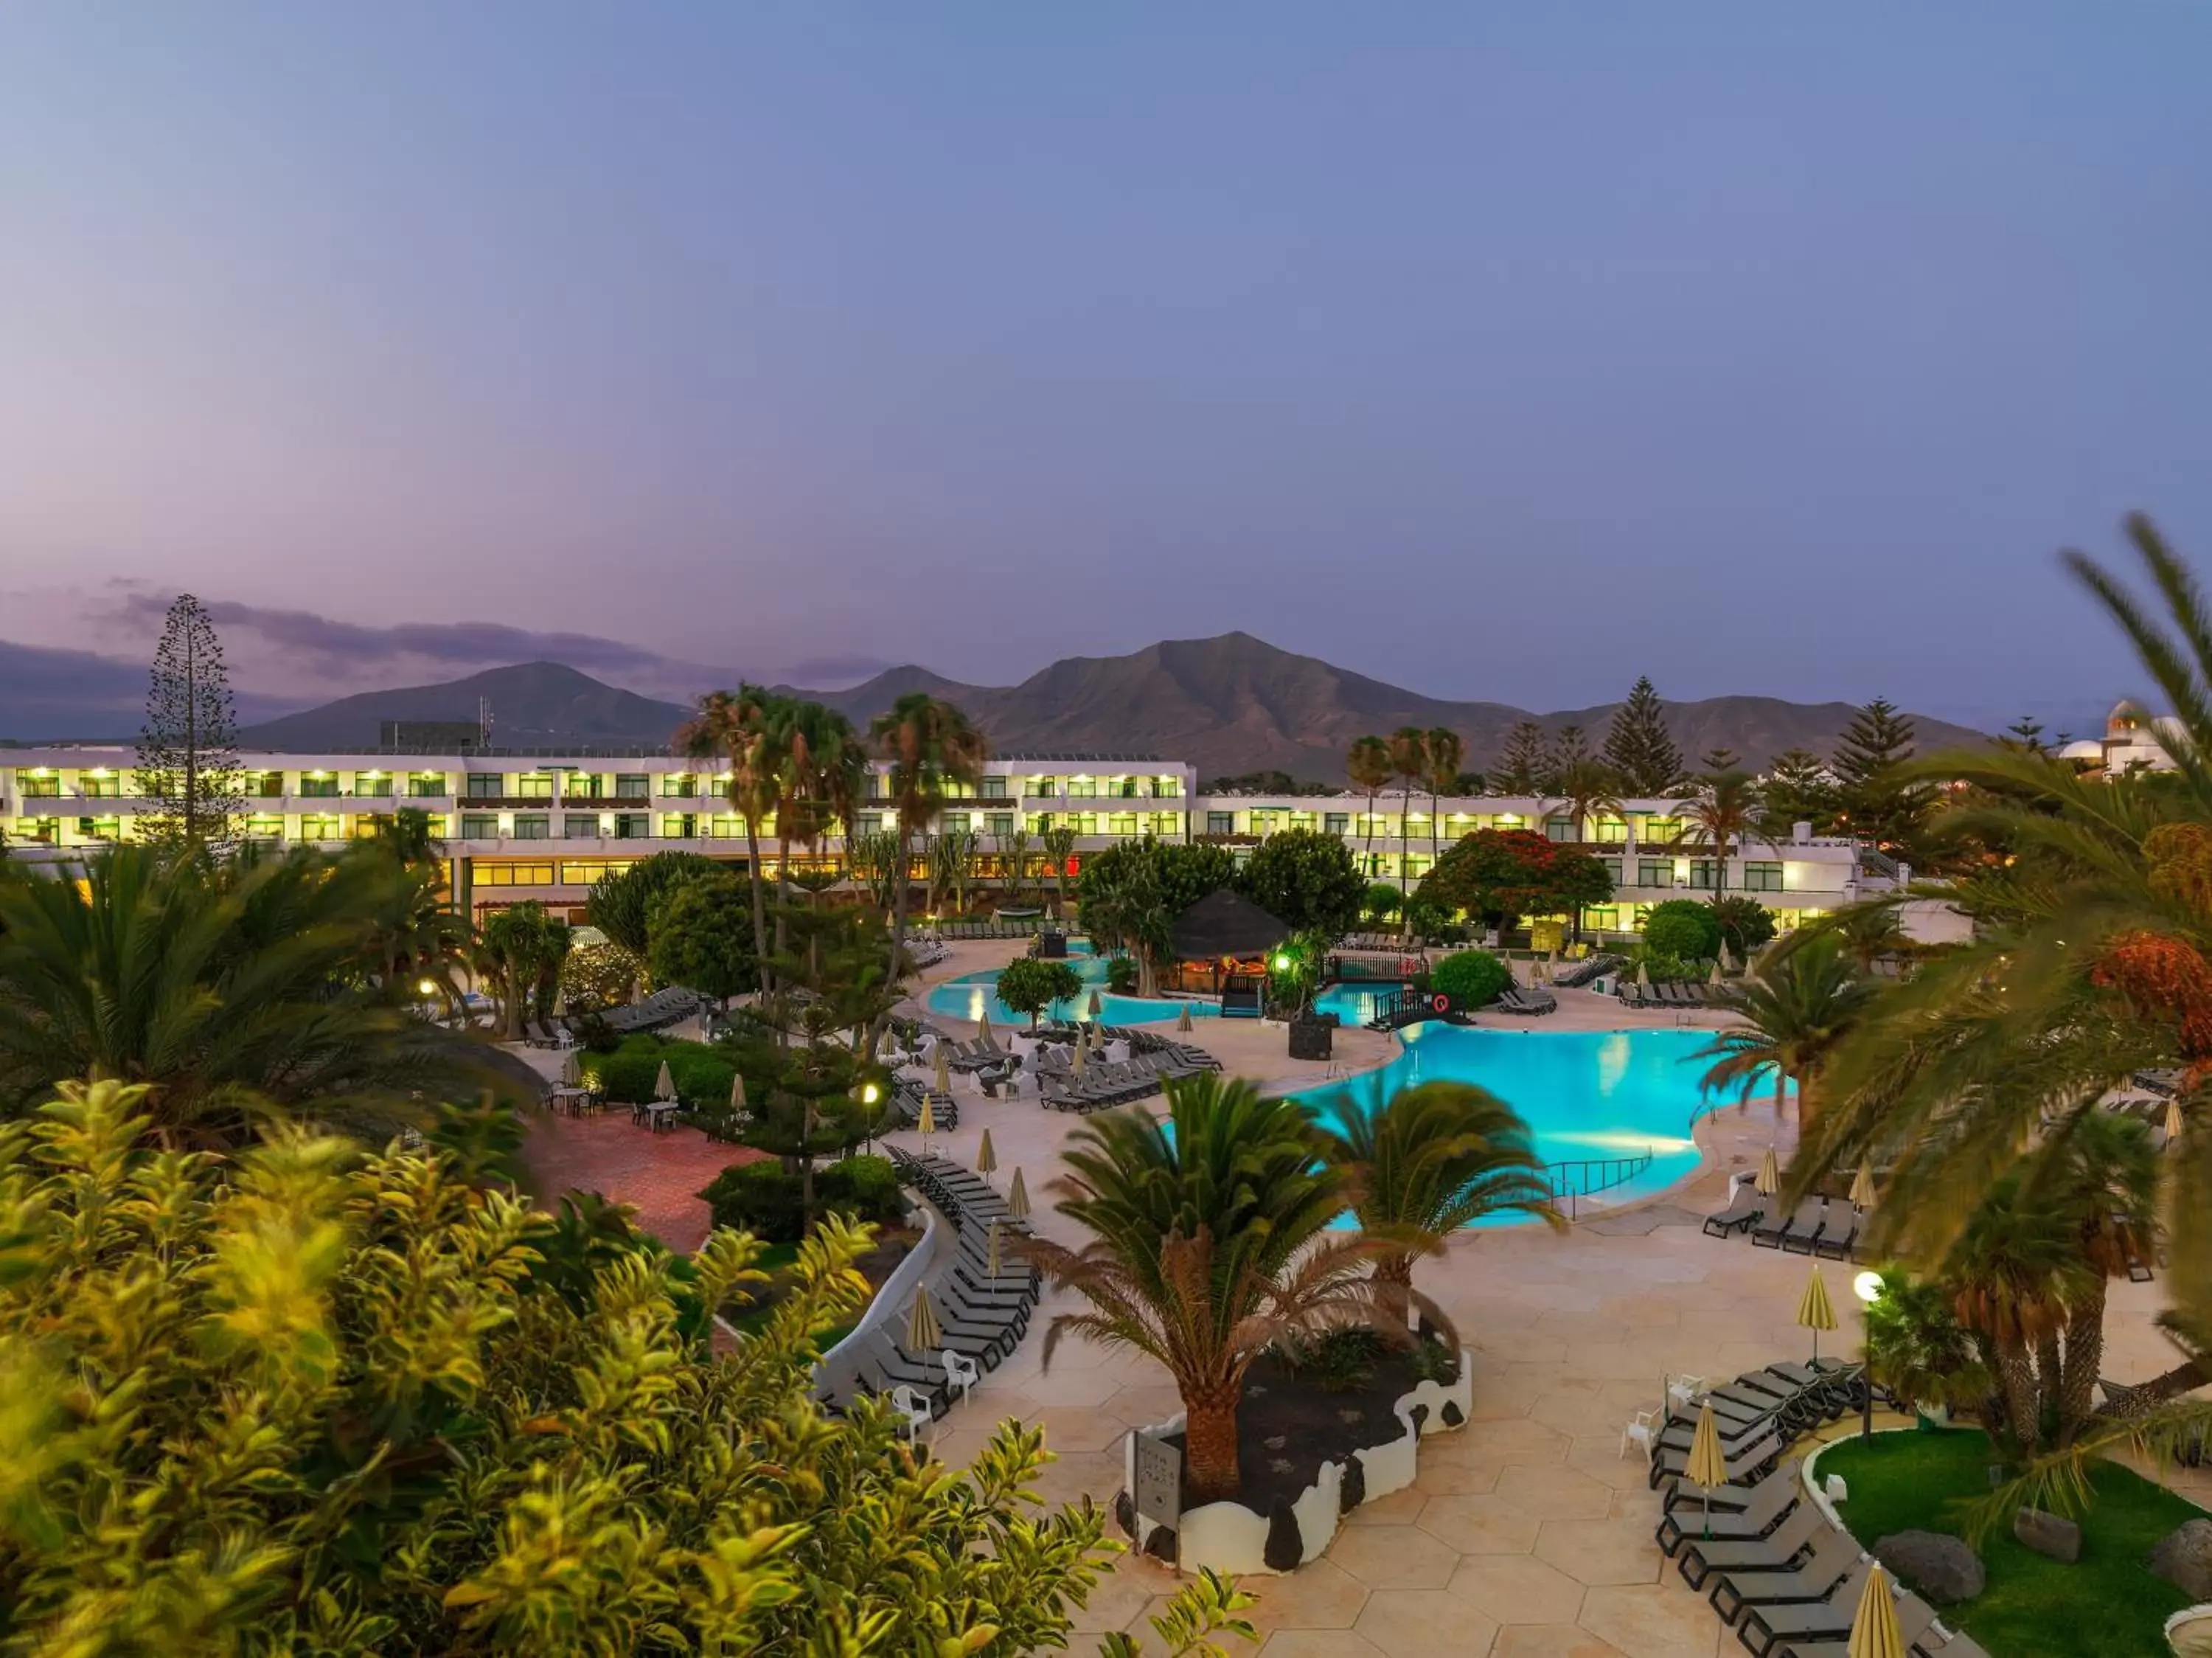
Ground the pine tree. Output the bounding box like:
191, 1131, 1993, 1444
1760, 746, 1840, 833
1492, 720, 1551, 794
1601, 676, 1684, 797
1832, 696, 1928, 852
136, 593, 241, 847
1543, 724, 1591, 791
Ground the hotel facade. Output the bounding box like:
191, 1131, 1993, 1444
0, 744, 1888, 937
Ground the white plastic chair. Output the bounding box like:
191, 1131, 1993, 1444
942, 1349, 981, 1406
1619, 1408, 1660, 1461
1667, 1373, 1707, 1410
889, 1384, 934, 1445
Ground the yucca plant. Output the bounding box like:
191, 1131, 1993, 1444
1025, 1073, 1381, 1502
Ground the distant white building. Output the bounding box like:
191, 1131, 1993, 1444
2087, 700, 2184, 774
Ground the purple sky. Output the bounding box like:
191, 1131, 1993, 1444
3, 2, 2209, 732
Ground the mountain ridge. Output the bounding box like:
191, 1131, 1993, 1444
219, 634, 1989, 779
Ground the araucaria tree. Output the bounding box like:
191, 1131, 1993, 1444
1602, 676, 1684, 797
1492, 721, 1551, 797
135, 592, 241, 847
1833, 696, 1930, 853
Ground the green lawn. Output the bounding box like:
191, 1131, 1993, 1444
1818, 1427, 2203, 1658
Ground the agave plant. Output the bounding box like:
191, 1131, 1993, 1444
1023, 1074, 1382, 1502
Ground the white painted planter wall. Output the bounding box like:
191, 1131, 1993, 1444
1146, 1349, 1475, 1576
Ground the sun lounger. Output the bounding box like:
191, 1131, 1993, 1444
1709, 1527, 1860, 1624
1651, 1420, 1785, 1489
1781, 1201, 1832, 1256
1812, 1209, 1860, 1260
1677, 1501, 1829, 1591
1704, 1185, 1765, 1237
1660, 1406, 1780, 1450
1736, 1561, 1877, 1657
1753, 1198, 1823, 1251
1767, 1589, 1938, 1657
1656, 1464, 1801, 1555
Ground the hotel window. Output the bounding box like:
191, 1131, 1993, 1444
1324, 813, 1350, 836
18, 817, 59, 843
1741, 861, 1785, 892
662, 814, 697, 839
1636, 859, 1674, 887
564, 814, 602, 839
408, 772, 448, 797
1250, 811, 1280, 836
979, 776, 1009, 799
1287, 812, 1315, 832
1591, 816, 1630, 843
1405, 855, 1431, 881
560, 860, 635, 885
1582, 906, 1620, 932
1599, 859, 1623, 887
1545, 816, 1576, 842
354, 774, 393, 798
1113, 777, 1141, 798
613, 774, 650, 800
1029, 776, 1057, 797
1206, 812, 1235, 836
1074, 813, 1100, 836
1108, 812, 1138, 836
76, 816, 120, 841
1639, 815, 1680, 843
423, 815, 449, 838
1066, 780, 1097, 799
513, 774, 554, 799
986, 812, 1015, 837
477, 862, 557, 887
79, 774, 121, 799
613, 813, 652, 839
511, 815, 551, 840
940, 811, 970, 834
658, 774, 697, 798
461, 813, 499, 839
299, 774, 340, 798
251, 771, 285, 797
1154, 811, 1185, 836
245, 813, 285, 842
300, 814, 343, 842
706, 814, 742, 839
351, 814, 392, 840
465, 773, 504, 800
15, 771, 61, 798
1688, 860, 1719, 891
1155, 776, 1183, 797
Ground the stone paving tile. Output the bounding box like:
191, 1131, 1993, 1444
1446, 1555, 1588, 1626
1257, 1631, 1388, 1658
1324, 1523, 1463, 1590
1352, 1587, 1499, 1658
1532, 1517, 1663, 1587
1492, 1463, 1615, 1520
1416, 1494, 1544, 1556
1576, 1584, 1725, 1658
1490, 1626, 1630, 1657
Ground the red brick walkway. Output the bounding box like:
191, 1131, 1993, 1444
520, 1111, 765, 1254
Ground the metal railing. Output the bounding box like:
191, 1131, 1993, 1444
1539, 1147, 1655, 1221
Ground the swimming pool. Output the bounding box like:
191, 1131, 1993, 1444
1288, 1024, 1756, 1217
925, 959, 1219, 1027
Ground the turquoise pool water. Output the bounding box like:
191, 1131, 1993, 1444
1288, 1024, 1752, 1218
926, 959, 1219, 1027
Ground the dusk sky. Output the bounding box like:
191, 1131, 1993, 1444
4, 3, 2210, 732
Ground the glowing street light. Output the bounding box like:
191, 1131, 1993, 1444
417, 978, 438, 998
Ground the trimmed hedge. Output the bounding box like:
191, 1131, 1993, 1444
1430, 948, 1512, 1007
698, 1154, 905, 1245
1642, 898, 1722, 962
580, 1034, 736, 1106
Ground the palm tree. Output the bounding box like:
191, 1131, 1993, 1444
0, 843, 509, 1144
1023, 1074, 1381, 1502
1388, 727, 1429, 932
1548, 757, 1627, 940
1671, 765, 1766, 903
1312, 1081, 1560, 1328
676, 686, 777, 977
1692, 934, 1878, 1131
869, 693, 987, 982
478, 900, 571, 1041
2041, 1110, 2160, 1437
1422, 727, 1464, 869
1347, 735, 1394, 884
769, 698, 869, 963
1040, 824, 1077, 920
1946, 1174, 2090, 1451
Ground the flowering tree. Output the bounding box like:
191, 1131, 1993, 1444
1416, 828, 1611, 938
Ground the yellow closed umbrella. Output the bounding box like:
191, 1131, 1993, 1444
1709, 958, 1725, 986
907, 1286, 942, 1353
654, 1059, 676, 1102
2166, 1097, 2186, 1142
1072, 1041, 1087, 1078
1177, 1001, 1194, 1033
1088, 988, 1103, 1017
917, 1095, 936, 1152
933, 1043, 952, 1094
1846, 1563, 1905, 1658
976, 1128, 998, 1176
978, 1011, 994, 1045
560, 1048, 582, 1086
1008, 1167, 1031, 1222
1798, 1263, 1839, 1362
729, 1070, 746, 1111
987, 1219, 1004, 1277
1683, 1401, 1729, 1537
1848, 1161, 1877, 1210
1636, 960, 1651, 990
1756, 1146, 1781, 1197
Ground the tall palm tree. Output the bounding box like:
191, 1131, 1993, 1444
0, 843, 509, 1144
1692, 934, 1878, 1131
1347, 735, 1394, 884
868, 693, 987, 981
1945, 1174, 2090, 1451
675, 686, 777, 976
1422, 727, 1464, 870
1671, 765, 1766, 903
768, 699, 869, 966
2039, 1109, 2160, 1437
1040, 824, 1077, 920
1548, 757, 1627, 940
1312, 1081, 1560, 1328
1023, 1075, 1381, 1502
1388, 727, 1429, 932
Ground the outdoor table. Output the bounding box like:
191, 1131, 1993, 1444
548, 1086, 593, 1116
641, 1100, 682, 1132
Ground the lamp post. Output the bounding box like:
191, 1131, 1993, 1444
1852, 1269, 1884, 1440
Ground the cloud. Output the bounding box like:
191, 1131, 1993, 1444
783, 652, 896, 686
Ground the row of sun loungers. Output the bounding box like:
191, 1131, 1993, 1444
1550, 951, 1626, 988
825, 1151, 1040, 1421
1618, 979, 1727, 1010
1496, 985, 1557, 1016
1040, 1057, 1172, 1113
1749, 1198, 1864, 1260
905, 936, 953, 971
892, 1075, 960, 1132
1644, 1361, 1983, 1657
595, 985, 708, 1035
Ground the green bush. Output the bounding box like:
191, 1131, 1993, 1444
1429, 948, 1512, 1007
1642, 898, 1721, 962
581, 1034, 737, 1106
994, 956, 1083, 1025
1711, 895, 1778, 959
820, 1155, 903, 1226
1633, 949, 1694, 982
700, 1159, 805, 1242
1105, 955, 1140, 996
1364, 883, 1403, 920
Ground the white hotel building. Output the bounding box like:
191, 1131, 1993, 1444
0, 744, 1887, 936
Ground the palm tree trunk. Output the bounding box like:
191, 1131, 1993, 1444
2059, 1288, 2108, 1442
744, 822, 771, 990
888, 824, 911, 983
1376, 1252, 1417, 1332
1183, 1384, 1243, 1504
2037, 1330, 2063, 1423
1995, 1345, 2042, 1452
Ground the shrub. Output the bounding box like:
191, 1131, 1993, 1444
1642, 898, 1722, 962
1430, 948, 1512, 1007
1711, 895, 1778, 959
995, 956, 1084, 1026
582, 1034, 737, 1106
700, 1159, 805, 1242
1105, 955, 1140, 996
1364, 882, 1403, 921
562, 939, 644, 1009
1633, 949, 1694, 982
819, 1155, 903, 1226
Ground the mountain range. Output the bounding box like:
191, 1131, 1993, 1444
210, 633, 1989, 779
